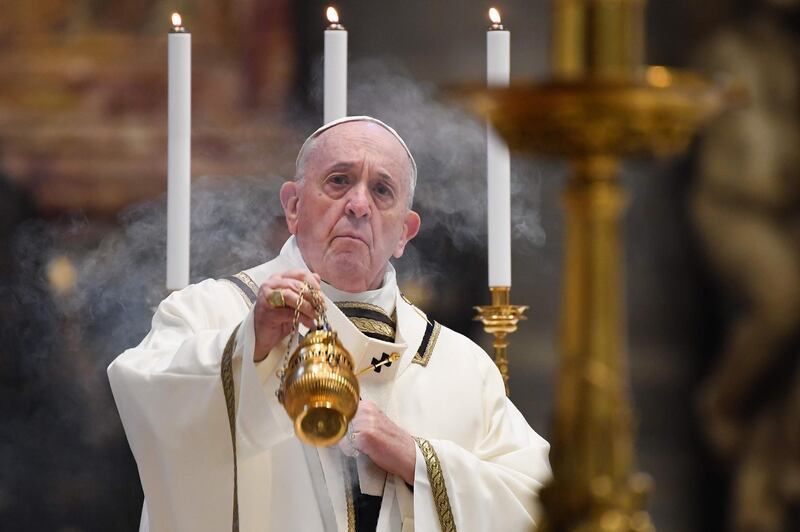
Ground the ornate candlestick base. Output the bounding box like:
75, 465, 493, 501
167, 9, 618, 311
474, 286, 528, 395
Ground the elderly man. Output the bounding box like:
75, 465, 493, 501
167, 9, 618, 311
108, 116, 550, 532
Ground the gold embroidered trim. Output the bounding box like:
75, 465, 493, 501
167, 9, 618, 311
401, 293, 432, 325
348, 316, 396, 339
414, 437, 456, 532
221, 272, 260, 307
341, 456, 356, 532
412, 322, 441, 367
233, 271, 260, 298
222, 279, 254, 306
221, 325, 241, 532
336, 300, 393, 320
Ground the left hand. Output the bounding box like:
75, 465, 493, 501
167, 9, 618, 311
340, 400, 416, 485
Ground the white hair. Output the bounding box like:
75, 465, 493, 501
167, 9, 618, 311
294, 116, 417, 208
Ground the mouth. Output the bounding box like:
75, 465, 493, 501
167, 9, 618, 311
332, 234, 369, 246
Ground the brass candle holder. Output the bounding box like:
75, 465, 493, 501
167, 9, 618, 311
474, 286, 528, 395
454, 1, 742, 530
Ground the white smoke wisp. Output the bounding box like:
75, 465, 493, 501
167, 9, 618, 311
9, 61, 549, 375
346, 60, 546, 258
9, 60, 550, 375
69, 59, 549, 351
72, 175, 287, 368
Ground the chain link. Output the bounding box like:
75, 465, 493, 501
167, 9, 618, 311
275, 282, 328, 401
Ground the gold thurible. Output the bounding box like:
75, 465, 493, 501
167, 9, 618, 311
474, 286, 528, 395
276, 285, 359, 447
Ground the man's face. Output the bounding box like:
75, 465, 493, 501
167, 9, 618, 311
280, 121, 421, 292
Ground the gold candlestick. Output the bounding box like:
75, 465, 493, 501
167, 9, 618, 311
474, 286, 528, 395
455, 1, 741, 529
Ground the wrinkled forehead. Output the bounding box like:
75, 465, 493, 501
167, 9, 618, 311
296, 117, 417, 183
314, 123, 410, 171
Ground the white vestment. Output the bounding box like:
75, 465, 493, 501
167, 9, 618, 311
108, 237, 551, 532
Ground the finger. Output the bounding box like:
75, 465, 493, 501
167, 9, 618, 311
281, 289, 317, 320
275, 269, 308, 282
260, 280, 316, 317
303, 271, 321, 290
263, 272, 309, 297
262, 276, 306, 295
285, 277, 325, 315
258, 307, 296, 328
298, 315, 315, 330
282, 269, 321, 290
275, 278, 322, 312
281, 270, 321, 290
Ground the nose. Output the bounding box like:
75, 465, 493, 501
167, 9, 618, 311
345, 182, 371, 218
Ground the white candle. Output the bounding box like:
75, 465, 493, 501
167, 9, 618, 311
487, 8, 511, 287
167, 12, 191, 290
324, 6, 347, 123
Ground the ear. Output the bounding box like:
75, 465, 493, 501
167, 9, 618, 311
280, 181, 300, 234
393, 210, 421, 258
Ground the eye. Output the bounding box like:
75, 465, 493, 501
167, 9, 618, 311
327, 174, 349, 186
373, 181, 393, 198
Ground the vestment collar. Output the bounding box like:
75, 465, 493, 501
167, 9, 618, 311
278, 236, 397, 317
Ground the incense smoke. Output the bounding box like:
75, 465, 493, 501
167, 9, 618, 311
0, 60, 547, 527
4, 57, 549, 456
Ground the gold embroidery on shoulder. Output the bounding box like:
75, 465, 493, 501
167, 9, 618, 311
222, 279, 254, 306
414, 437, 456, 532
233, 271, 260, 297
401, 293, 432, 325
348, 316, 396, 339
412, 322, 441, 367
221, 272, 260, 307
336, 300, 392, 319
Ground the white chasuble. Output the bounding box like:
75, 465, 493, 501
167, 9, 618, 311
108, 237, 551, 532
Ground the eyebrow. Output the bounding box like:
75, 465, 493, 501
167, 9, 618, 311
325, 161, 396, 183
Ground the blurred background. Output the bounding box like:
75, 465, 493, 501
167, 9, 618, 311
1, 1, 798, 530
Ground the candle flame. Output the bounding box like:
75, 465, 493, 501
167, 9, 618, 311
46, 255, 77, 297
171, 12, 182, 27
488, 7, 501, 25
326, 6, 339, 24
646, 66, 672, 88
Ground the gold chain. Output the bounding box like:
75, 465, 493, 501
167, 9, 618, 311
288, 283, 310, 358
275, 282, 328, 401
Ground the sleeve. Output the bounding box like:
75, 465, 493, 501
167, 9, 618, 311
411, 356, 551, 532
106, 279, 294, 531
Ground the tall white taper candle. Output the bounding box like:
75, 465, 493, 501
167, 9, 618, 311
324, 7, 347, 123
167, 13, 191, 290
487, 8, 511, 286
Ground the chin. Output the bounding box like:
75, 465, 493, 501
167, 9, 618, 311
324, 252, 371, 291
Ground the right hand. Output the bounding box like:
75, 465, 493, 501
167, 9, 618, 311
253, 270, 322, 362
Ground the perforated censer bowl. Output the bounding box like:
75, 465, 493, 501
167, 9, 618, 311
281, 329, 360, 447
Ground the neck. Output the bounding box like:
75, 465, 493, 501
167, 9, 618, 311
323, 266, 386, 293
321, 266, 397, 318
286, 236, 393, 294
292, 237, 388, 293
